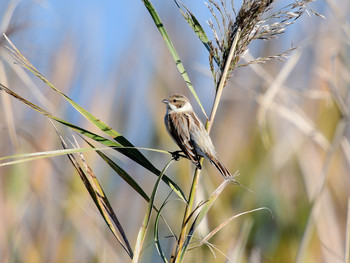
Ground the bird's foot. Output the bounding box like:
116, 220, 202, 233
170, 150, 187, 161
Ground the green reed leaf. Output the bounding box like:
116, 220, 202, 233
141, 0, 208, 119
133, 159, 175, 263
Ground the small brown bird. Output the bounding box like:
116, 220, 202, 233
162, 94, 232, 178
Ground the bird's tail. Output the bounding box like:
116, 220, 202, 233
210, 157, 232, 179
211, 158, 250, 191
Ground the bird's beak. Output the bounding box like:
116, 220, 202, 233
162, 98, 169, 104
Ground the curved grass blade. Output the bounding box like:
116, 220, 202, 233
0, 83, 186, 202
79, 139, 179, 231
154, 194, 174, 263
0, 147, 118, 167
140, 1, 207, 119
197, 207, 273, 247
0, 143, 163, 205
173, 0, 210, 47
55, 128, 133, 258
173, 0, 219, 66
133, 159, 175, 263
83, 138, 151, 203
178, 178, 234, 262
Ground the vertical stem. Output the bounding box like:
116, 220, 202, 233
171, 28, 241, 263
171, 165, 202, 263
208, 27, 241, 133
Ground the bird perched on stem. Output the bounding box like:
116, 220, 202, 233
162, 94, 233, 179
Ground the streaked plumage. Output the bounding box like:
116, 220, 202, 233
162, 94, 231, 178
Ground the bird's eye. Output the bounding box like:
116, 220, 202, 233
173, 99, 178, 103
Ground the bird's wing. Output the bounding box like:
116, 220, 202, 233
168, 113, 201, 169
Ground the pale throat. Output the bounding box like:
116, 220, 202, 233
169, 102, 193, 113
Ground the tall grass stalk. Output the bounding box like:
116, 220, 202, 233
172, 27, 241, 263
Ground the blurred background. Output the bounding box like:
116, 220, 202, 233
0, 0, 349, 262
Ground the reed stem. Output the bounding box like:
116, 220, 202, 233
171, 27, 241, 263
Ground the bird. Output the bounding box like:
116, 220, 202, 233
162, 94, 232, 178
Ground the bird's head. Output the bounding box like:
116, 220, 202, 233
162, 94, 192, 112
